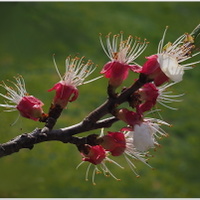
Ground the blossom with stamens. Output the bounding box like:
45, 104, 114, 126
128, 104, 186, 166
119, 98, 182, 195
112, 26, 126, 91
138, 27, 200, 86
100, 32, 148, 87
133, 119, 169, 152
81, 145, 106, 165
134, 82, 183, 112
117, 108, 170, 152
78, 144, 123, 185
123, 131, 154, 177
48, 55, 97, 108
0, 76, 44, 121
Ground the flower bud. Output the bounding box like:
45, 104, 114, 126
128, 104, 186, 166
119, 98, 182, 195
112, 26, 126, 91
136, 83, 159, 112
48, 82, 78, 108
101, 131, 126, 156
81, 145, 106, 165
101, 61, 130, 88
116, 108, 142, 127
16, 96, 44, 121
139, 55, 169, 86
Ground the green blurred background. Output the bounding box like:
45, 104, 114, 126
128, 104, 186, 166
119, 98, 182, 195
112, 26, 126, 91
0, 1, 200, 198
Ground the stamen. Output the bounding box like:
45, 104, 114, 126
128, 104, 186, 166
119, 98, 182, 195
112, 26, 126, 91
0, 76, 27, 109
106, 157, 124, 169
158, 26, 169, 53
182, 60, 200, 67
82, 75, 103, 85
85, 163, 92, 182
157, 82, 184, 110
76, 161, 84, 170
124, 155, 140, 177
92, 166, 97, 185
100, 32, 148, 64
101, 162, 121, 181
53, 54, 63, 81
63, 56, 97, 87
10, 113, 20, 126
158, 101, 179, 110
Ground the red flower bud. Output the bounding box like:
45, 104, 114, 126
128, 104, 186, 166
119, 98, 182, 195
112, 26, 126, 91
48, 82, 78, 108
81, 145, 106, 165
101, 61, 129, 87
16, 96, 44, 121
137, 83, 159, 112
101, 132, 126, 156
117, 108, 142, 127
139, 55, 169, 86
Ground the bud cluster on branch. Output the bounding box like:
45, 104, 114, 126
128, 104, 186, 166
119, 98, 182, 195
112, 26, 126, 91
0, 24, 200, 184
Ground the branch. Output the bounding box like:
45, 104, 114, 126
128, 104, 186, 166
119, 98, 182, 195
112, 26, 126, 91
0, 117, 118, 158
84, 74, 147, 123
0, 74, 148, 158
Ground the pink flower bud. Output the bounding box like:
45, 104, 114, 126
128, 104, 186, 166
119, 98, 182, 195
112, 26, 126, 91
100, 61, 130, 87
16, 96, 44, 121
101, 131, 126, 156
117, 108, 142, 127
48, 82, 78, 108
137, 83, 159, 112
81, 145, 106, 165
139, 55, 169, 86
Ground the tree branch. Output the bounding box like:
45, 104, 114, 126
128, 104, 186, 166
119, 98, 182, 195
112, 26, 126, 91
0, 74, 148, 158
0, 117, 118, 158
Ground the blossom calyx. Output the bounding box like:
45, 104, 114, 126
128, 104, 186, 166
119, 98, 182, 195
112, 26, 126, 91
135, 82, 159, 113
81, 145, 106, 165
16, 96, 44, 121
116, 108, 142, 127
101, 61, 131, 88
48, 82, 78, 109
138, 55, 170, 86
101, 131, 126, 156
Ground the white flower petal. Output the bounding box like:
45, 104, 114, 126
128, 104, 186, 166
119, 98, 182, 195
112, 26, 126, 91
158, 54, 184, 82
133, 124, 155, 152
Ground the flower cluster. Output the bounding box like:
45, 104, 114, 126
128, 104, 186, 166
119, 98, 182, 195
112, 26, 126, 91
78, 114, 169, 184
77, 26, 200, 184
0, 56, 97, 121
0, 25, 199, 185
